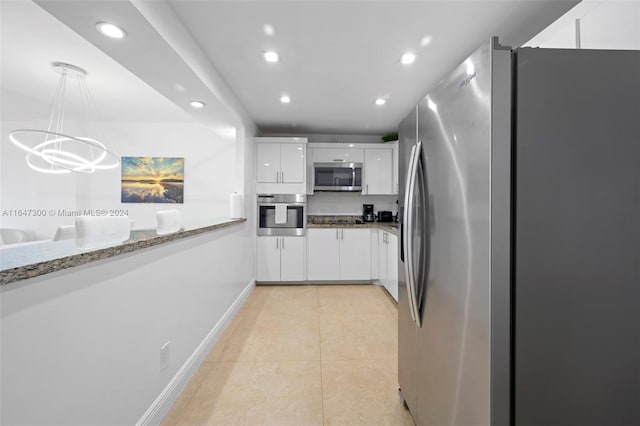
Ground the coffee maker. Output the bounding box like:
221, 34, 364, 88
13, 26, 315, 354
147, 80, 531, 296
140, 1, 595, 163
362, 204, 375, 222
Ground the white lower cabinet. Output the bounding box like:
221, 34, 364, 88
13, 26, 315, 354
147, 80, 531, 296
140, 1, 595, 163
387, 233, 398, 301
307, 228, 370, 281
257, 236, 305, 282
378, 230, 399, 301
307, 229, 340, 280
339, 229, 371, 280
378, 230, 388, 286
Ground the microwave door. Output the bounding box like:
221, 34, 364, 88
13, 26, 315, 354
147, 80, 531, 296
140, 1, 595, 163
314, 164, 362, 191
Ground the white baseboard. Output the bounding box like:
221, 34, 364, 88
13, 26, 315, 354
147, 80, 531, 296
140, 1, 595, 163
136, 279, 256, 426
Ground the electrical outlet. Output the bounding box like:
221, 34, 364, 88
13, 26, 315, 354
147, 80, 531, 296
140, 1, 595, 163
160, 341, 170, 372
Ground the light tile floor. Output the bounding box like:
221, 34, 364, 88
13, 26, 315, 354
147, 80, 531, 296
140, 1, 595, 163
162, 284, 415, 426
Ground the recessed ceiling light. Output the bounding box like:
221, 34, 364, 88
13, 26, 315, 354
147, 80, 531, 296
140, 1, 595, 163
96, 22, 127, 39
401, 53, 416, 65
190, 101, 205, 108
263, 24, 275, 36
264, 51, 279, 63
280, 95, 291, 104
420, 35, 433, 47
375, 98, 386, 106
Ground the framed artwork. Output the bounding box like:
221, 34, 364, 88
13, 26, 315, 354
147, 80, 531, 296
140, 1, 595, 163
121, 157, 184, 203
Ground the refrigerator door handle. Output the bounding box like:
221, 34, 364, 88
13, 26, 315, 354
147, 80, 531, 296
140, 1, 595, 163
414, 141, 430, 327
403, 143, 419, 325
408, 140, 426, 326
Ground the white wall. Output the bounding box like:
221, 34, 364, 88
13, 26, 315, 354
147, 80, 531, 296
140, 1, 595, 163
1, 107, 236, 238
1, 2, 259, 423
526, 0, 640, 49
0, 224, 254, 425
307, 192, 398, 216
79, 121, 236, 230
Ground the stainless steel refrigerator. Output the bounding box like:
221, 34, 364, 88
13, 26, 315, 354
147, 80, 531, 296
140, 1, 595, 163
398, 38, 639, 426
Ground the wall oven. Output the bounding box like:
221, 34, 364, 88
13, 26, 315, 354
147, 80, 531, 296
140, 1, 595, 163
313, 162, 363, 192
257, 194, 306, 236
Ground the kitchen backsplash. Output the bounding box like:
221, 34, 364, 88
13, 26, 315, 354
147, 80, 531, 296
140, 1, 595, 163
307, 193, 398, 215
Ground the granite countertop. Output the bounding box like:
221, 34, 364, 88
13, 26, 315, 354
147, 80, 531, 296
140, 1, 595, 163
0, 218, 246, 286
306, 215, 398, 235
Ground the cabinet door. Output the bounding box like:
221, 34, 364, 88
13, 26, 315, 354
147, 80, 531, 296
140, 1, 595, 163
307, 229, 340, 280
364, 148, 393, 194
378, 231, 389, 287
257, 236, 281, 281
370, 229, 379, 280
281, 236, 305, 281
279, 143, 305, 183
339, 229, 371, 280
392, 142, 399, 195
387, 233, 399, 301
256, 143, 281, 183
312, 147, 364, 163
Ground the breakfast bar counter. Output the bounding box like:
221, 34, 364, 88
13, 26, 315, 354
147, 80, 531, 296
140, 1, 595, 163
0, 218, 246, 285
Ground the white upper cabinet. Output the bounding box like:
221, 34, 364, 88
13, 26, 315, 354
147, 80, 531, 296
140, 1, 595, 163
255, 137, 307, 194
363, 147, 393, 195
392, 141, 399, 195
279, 144, 305, 183
256, 143, 281, 183
312, 147, 365, 163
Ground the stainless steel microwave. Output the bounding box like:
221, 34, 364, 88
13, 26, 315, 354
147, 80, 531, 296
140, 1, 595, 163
313, 162, 363, 192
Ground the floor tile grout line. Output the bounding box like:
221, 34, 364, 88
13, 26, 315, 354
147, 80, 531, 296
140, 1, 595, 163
317, 285, 326, 426
163, 284, 402, 425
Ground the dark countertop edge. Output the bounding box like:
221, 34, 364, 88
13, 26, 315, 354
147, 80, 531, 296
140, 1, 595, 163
0, 218, 246, 287
306, 223, 398, 234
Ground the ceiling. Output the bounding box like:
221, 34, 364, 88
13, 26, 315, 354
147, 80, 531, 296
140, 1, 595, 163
0, 0, 193, 123
3, 0, 579, 136
168, 0, 578, 135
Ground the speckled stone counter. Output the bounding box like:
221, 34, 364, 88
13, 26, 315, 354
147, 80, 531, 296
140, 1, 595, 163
0, 218, 246, 286
307, 215, 398, 235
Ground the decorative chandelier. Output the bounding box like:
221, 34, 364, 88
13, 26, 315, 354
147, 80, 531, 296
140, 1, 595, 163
9, 62, 119, 174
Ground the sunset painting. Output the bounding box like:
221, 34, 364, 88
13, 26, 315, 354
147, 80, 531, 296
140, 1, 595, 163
121, 157, 184, 203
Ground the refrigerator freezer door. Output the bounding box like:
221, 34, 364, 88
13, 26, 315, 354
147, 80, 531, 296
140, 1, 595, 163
415, 40, 495, 426
513, 48, 640, 426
